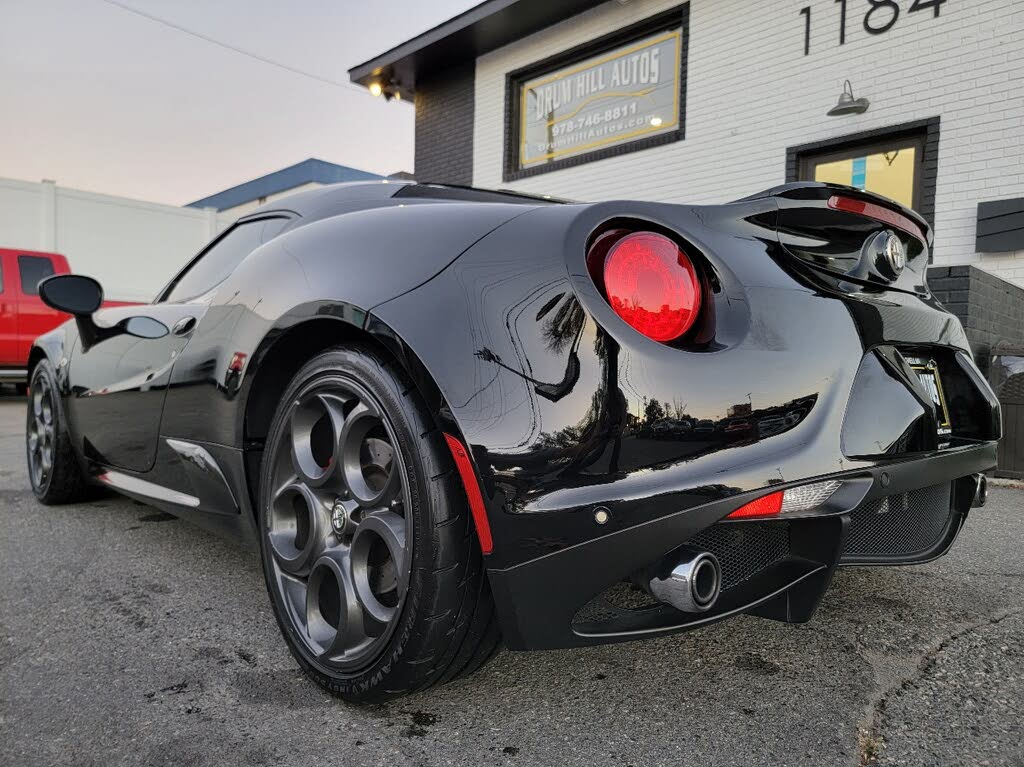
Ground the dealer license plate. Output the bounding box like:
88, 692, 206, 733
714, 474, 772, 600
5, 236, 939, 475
906, 356, 952, 438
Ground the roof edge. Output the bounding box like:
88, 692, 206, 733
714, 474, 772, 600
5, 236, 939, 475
347, 0, 607, 96
347, 0, 512, 83
187, 158, 383, 211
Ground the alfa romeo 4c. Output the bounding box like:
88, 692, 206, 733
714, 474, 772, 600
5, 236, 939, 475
26, 180, 999, 701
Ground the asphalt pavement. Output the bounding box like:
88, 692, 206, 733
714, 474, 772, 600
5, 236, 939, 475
1, 393, 1022, 767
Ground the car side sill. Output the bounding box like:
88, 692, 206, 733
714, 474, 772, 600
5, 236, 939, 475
96, 470, 200, 507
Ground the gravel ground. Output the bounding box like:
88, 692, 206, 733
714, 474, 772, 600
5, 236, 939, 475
0, 394, 1021, 767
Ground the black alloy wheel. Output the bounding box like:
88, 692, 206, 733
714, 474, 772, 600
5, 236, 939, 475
26, 372, 56, 491
259, 347, 502, 701
26, 360, 89, 504
265, 374, 413, 669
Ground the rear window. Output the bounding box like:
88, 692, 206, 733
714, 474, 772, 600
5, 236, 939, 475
18, 255, 55, 295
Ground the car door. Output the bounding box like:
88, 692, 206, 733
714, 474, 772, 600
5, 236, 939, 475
13, 253, 59, 365
0, 251, 17, 369
66, 215, 291, 473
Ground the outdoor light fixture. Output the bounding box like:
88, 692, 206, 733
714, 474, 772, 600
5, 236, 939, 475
827, 80, 870, 117
368, 80, 404, 101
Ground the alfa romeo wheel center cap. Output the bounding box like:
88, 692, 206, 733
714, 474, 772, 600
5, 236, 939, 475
331, 499, 348, 535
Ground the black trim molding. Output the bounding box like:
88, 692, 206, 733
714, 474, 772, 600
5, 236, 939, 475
503, 3, 690, 183
786, 117, 941, 227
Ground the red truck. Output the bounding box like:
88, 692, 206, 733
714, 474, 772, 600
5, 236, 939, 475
0, 248, 71, 393
1, 248, 138, 392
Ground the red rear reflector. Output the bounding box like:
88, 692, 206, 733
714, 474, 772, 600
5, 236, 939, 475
726, 491, 783, 519
443, 433, 493, 554
228, 352, 247, 372
827, 195, 926, 245
600, 232, 702, 342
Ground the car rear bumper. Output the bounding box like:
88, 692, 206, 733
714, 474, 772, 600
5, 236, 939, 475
487, 440, 996, 650
484, 333, 1001, 650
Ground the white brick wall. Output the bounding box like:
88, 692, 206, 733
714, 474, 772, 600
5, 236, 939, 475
473, 0, 1024, 286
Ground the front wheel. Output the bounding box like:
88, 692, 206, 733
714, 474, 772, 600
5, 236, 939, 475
258, 346, 500, 702
26, 360, 90, 504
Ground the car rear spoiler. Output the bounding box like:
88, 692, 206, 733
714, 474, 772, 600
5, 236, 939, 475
735, 182, 934, 295
737, 182, 932, 247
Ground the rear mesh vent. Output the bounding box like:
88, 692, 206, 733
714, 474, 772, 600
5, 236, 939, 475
842, 482, 952, 561
573, 582, 657, 626
688, 521, 790, 590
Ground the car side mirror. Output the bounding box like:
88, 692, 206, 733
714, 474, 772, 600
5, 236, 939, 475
38, 275, 169, 348
38, 275, 103, 315
122, 316, 169, 339
38, 274, 106, 351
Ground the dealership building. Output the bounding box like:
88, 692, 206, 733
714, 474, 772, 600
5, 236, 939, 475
350, 0, 1023, 338
349, 0, 1024, 474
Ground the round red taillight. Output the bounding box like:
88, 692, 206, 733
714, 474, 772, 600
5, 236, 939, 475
598, 232, 702, 342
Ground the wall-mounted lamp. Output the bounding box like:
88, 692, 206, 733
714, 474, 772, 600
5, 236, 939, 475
827, 80, 870, 117
367, 79, 403, 101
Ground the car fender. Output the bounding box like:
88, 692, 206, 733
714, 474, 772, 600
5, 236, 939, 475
28, 321, 78, 393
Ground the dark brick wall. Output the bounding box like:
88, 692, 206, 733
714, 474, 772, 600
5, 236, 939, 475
928, 265, 1024, 375
414, 63, 474, 185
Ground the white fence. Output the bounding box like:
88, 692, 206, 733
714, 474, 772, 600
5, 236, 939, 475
0, 177, 234, 302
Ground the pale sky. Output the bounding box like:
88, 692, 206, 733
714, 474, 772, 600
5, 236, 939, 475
0, 0, 479, 205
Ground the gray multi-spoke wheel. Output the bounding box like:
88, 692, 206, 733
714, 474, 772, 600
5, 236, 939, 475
27, 373, 56, 489
26, 360, 90, 504
266, 379, 412, 670
259, 347, 502, 702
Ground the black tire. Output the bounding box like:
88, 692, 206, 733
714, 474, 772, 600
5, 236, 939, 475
26, 360, 91, 504
258, 346, 500, 702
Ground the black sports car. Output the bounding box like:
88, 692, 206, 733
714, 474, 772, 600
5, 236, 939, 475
26, 180, 1000, 701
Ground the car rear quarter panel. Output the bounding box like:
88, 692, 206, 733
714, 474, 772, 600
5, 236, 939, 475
159, 202, 537, 447
369, 201, 971, 570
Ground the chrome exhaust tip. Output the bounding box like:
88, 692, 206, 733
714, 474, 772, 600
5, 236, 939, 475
972, 473, 988, 508
649, 546, 722, 613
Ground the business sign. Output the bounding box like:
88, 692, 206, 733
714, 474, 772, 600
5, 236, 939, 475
516, 28, 682, 170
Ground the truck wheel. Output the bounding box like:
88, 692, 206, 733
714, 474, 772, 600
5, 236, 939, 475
258, 346, 500, 702
26, 360, 90, 504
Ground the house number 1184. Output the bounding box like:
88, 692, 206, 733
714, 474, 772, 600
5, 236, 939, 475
800, 0, 946, 55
